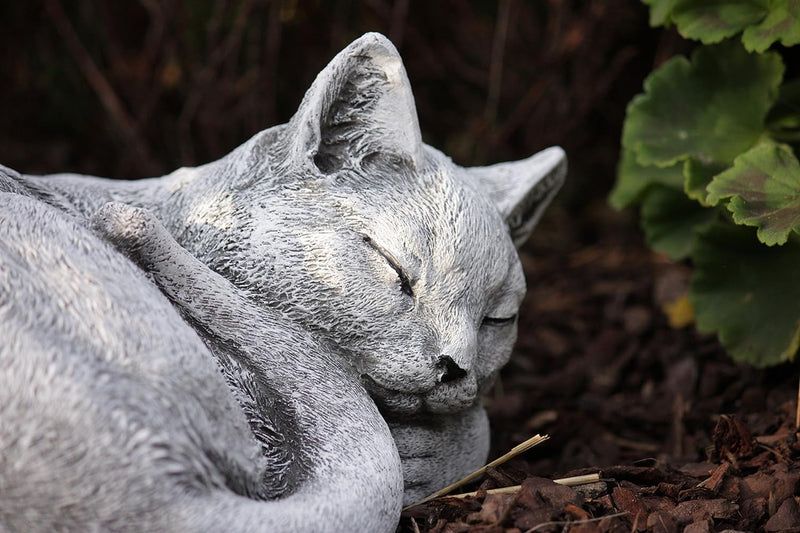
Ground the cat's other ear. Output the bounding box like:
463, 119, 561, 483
467, 147, 566, 248
288, 32, 425, 173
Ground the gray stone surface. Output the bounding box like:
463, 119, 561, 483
0, 33, 565, 531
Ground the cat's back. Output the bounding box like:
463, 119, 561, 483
0, 191, 265, 531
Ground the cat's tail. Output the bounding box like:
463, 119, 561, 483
171, 476, 400, 533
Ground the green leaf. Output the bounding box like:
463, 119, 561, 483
671, 0, 768, 44
640, 186, 718, 259
684, 158, 729, 205
690, 222, 800, 366
706, 143, 800, 245
610, 149, 685, 209
622, 41, 784, 168
643, 0, 677, 26
742, 0, 800, 52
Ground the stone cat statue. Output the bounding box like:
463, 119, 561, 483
0, 33, 565, 531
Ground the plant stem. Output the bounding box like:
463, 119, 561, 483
796, 373, 800, 430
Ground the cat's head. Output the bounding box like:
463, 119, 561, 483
196, 33, 565, 416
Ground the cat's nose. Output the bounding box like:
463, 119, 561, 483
436, 355, 467, 383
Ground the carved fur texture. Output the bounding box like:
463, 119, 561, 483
0, 33, 565, 531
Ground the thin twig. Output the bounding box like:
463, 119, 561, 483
135, 0, 168, 126
796, 373, 800, 430
43, 0, 161, 175
261, 0, 283, 127
485, 0, 512, 122
446, 485, 522, 499
404, 434, 549, 509
138, 0, 166, 70
523, 511, 629, 533
603, 432, 661, 453
178, 0, 254, 163
554, 473, 602, 487
389, 0, 410, 49
672, 393, 687, 458
443, 473, 602, 499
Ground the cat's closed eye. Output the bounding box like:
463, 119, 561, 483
482, 315, 517, 327
361, 235, 414, 297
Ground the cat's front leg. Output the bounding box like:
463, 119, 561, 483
90, 201, 405, 531
388, 404, 490, 505
89, 201, 253, 335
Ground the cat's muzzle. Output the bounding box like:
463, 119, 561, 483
361, 373, 479, 416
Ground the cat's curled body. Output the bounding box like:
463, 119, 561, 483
0, 33, 565, 531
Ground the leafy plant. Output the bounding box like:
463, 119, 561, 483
611, 1, 800, 366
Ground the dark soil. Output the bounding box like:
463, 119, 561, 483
398, 204, 800, 533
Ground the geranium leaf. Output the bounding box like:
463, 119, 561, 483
610, 149, 685, 209
622, 41, 783, 168
706, 143, 800, 245
671, 0, 768, 44
643, 0, 677, 26
641, 186, 718, 259
742, 0, 800, 52
684, 158, 728, 205
691, 222, 800, 366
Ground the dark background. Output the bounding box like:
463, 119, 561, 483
0, 0, 681, 207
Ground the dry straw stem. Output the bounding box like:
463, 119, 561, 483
444, 473, 602, 499
523, 511, 629, 532
405, 434, 549, 509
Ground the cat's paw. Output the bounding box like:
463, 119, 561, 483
389, 405, 490, 505
91, 202, 159, 252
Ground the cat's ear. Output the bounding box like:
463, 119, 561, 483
467, 147, 566, 248
288, 32, 425, 173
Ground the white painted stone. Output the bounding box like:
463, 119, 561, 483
0, 33, 565, 531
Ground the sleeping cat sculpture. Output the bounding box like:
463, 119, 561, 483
0, 33, 565, 531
